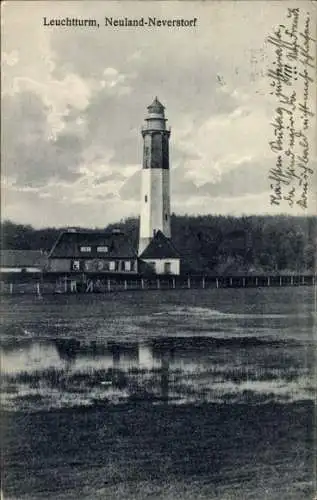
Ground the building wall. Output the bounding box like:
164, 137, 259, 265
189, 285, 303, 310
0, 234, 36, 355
142, 258, 180, 275
48, 258, 138, 274
48, 259, 71, 272
81, 259, 138, 273
0, 267, 23, 273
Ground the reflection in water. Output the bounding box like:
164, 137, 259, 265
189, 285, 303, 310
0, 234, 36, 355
138, 344, 158, 369
161, 355, 170, 402
1, 334, 314, 410
1, 339, 151, 372
1, 341, 65, 374
1, 336, 301, 372
108, 342, 139, 367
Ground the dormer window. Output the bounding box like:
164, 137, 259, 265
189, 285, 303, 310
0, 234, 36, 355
80, 246, 91, 252
97, 246, 108, 253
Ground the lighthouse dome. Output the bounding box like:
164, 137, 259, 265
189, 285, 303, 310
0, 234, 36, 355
147, 97, 165, 114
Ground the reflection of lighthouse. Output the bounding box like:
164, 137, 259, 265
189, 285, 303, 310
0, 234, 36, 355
160, 353, 169, 402
138, 97, 171, 255
138, 343, 160, 369
139, 342, 171, 401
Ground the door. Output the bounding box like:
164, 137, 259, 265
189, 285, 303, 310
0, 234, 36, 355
164, 262, 171, 274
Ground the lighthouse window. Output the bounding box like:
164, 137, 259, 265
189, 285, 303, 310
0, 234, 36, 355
145, 195, 148, 203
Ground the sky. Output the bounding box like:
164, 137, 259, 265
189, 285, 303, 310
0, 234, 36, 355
1, 0, 316, 228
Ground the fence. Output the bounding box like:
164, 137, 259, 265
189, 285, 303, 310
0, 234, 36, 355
0, 274, 315, 295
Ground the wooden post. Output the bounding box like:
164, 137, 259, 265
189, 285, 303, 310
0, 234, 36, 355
243, 277, 246, 288
202, 276, 205, 289
124, 279, 128, 290
279, 276, 282, 286
107, 278, 111, 292
172, 277, 176, 289
64, 276, 68, 293
255, 277, 258, 286
70, 280, 77, 293
36, 282, 41, 296
301, 276, 305, 286
267, 277, 270, 287
187, 277, 191, 289
291, 275, 294, 286
141, 278, 144, 289
157, 278, 160, 289
9, 283, 13, 295
229, 277, 233, 287
216, 278, 219, 289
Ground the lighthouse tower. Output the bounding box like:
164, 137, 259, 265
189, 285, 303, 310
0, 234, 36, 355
138, 97, 171, 255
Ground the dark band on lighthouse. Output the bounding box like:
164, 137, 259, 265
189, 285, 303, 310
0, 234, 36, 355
142, 97, 170, 170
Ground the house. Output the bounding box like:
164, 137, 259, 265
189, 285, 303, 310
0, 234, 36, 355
139, 230, 180, 275
47, 229, 138, 274
0, 250, 48, 275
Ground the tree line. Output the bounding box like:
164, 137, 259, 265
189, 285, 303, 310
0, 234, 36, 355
1, 215, 316, 274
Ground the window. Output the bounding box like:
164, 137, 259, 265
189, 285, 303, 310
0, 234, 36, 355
97, 246, 108, 253
97, 260, 104, 271
165, 214, 168, 221
80, 246, 91, 252
124, 261, 131, 272
84, 261, 91, 271
72, 260, 80, 271
109, 261, 116, 271
145, 195, 148, 203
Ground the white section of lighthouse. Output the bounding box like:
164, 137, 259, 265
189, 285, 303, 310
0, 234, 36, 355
138, 98, 171, 255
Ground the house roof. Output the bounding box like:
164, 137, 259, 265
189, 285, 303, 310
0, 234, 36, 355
48, 230, 137, 259
139, 231, 179, 259
0, 250, 48, 269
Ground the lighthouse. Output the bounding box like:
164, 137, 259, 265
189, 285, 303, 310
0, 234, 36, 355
138, 97, 171, 255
